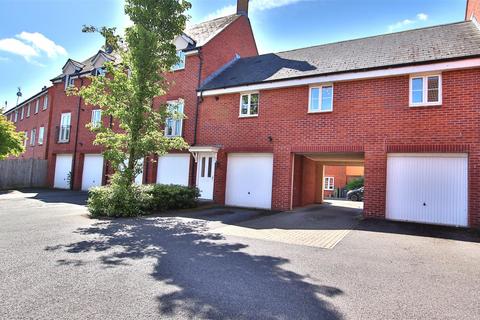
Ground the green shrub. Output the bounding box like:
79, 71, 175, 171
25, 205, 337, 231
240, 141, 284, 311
87, 183, 200, 218
346, 177, 364, 191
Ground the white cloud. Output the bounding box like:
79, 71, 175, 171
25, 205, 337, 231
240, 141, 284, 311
16, 32, 67, 58
388, 13, 429, 32
0, 32, 66, 65
203, 0, 306, 21
0, 38, 38, 61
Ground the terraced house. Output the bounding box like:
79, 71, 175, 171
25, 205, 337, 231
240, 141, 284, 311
4, 0, 480, 228
192, 0, 480, 228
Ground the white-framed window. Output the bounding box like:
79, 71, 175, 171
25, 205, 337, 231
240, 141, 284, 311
26, 103, 30, 117
171, 51, 186, 71
35, 99, 39, 114
43, 95, 48, 110
165, 100, 184, 137
65, 75, 75, 90
20, 106, 24, 120
409, 74, 441, 107
91, 109, 102, 128
324, 176, 334, 191
95, 68, 106, 77
23, 131, 27, 147
38, 126, 45, 145
309, 84, 333, 113
14, 111, 18, 122
59, 112, 71, 143
30, 128, 36, 146
239, 92, 259, 117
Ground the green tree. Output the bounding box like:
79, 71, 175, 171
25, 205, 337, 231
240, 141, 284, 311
73, 0, 191, 188
0, 110, 25, 159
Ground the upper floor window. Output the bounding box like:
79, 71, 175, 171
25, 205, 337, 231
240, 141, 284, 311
43, 95, 48, 110
324, 177, 334, 191
91, 109, 102, 128
95, 68, 106, 77
58, 112, 71, 143
20, 106, 24, 120
38, 126, 45, 145
26, 103, 30, 117
23, 131, 27, 147
65, 75, 75, 90
165, 100, 184, 137
239, 92, 259, 117
309, 84, 333, 113
410, 74, 441, 107
30, 128, 36, 146
171, 51, 186, 71
14, 111, 18, 122
35, 99, 39, 114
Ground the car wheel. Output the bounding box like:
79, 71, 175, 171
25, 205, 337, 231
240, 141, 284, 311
350, 194, 358, 201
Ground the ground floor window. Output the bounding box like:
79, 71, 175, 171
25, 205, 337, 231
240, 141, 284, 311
324, 176, 334, 190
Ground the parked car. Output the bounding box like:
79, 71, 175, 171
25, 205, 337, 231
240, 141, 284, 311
347, 187, 364, 201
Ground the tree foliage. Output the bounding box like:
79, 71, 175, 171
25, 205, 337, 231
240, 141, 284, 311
73, 0, 191, 187
0, 110, 25, 160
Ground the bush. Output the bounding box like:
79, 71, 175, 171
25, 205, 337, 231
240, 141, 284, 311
346, 177, 364, 190
87, 183, 200, 218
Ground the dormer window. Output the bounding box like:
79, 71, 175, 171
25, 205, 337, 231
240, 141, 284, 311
95, 68, 106, 77
171, 51, 186, 71
65, 75, 75, 90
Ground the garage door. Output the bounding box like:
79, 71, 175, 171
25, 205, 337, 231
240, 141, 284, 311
54, 154, 73, 189
82, 154, 104, 191
225, 153, 273, 209
156, 154, 190, 186
386, 153, 468, 227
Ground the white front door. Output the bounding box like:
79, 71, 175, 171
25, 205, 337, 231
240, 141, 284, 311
82, 154, 104, 191
54, 154, 73, 189
386, 153, 468, 227
196, 153, 216, 200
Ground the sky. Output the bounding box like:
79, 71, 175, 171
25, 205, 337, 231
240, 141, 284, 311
0, 0, 467, 112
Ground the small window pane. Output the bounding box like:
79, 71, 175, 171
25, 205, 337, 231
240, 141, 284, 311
427, 76, 439, 102
241, 95, 249, 115
321, 86, 333, 111
207, 157, 213, 178
201, 157, 206, 178
250, 94, 259, 115
411, 78, 424, 103
310, 88, 320, 111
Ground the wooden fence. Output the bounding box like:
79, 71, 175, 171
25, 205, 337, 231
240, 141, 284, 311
0, 159, 48, 189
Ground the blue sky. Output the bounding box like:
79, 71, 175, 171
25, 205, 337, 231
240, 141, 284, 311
0, 0, 467, 111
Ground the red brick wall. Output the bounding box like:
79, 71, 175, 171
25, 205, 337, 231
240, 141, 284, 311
46, 15, 258, 189
196, 68, 480, 227
323, 166, 347, 198
466, 0, 480, 20
5, 89, 53, 160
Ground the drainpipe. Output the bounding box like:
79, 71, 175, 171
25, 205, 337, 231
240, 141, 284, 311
190, 48, 204, 187
70, 77, 84, 190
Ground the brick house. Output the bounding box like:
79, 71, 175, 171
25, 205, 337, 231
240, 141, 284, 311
43, 3, 257, 190
3, 87, 53, 160
190, 0, 480, 228
323, 166, 364, 198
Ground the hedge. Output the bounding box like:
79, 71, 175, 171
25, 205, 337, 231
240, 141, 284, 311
87, 184, 200, 217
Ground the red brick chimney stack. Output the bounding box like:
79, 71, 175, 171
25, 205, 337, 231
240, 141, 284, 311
237, 0, 249, 16
465, 0, 480, 21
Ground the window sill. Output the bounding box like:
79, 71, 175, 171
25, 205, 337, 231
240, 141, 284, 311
165, 135, 182, 138
170, 67, 185, 72
239, 115, 258, 118
308, 110, 333, 114
409, 103, 442, 108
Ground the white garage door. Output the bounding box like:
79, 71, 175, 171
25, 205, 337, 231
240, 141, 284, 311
226, 153, 273, 209
54, 154, 73, 189
156, 154, 190, 186
386, 153, 468, 227
82, 154, 104, 191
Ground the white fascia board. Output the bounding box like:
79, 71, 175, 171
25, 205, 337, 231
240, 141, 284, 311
199, 58, 480, 96
184, 50, 199, 56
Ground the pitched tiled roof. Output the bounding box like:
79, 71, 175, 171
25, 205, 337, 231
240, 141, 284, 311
201, 21, 480, 90
185, 14, 240, 47
51, 50, 118, 81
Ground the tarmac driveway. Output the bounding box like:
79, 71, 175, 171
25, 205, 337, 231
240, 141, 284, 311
1, 189, 479, 320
